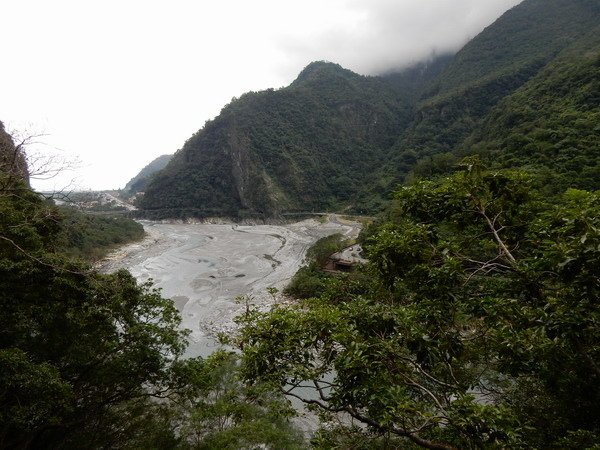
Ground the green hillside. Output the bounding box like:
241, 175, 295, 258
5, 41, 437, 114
140, 0, 600, 218
433, 0, 599, 97
466, 26, 600, 192
139, 62, 418, 217
392, 0, 600, 163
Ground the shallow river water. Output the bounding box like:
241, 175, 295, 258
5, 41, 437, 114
100, 217, 359, 358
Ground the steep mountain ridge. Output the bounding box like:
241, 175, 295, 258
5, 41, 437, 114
432, 0, 600, 97
140, 62, 415, 216
464, 25, 600, 191
394, 0, 600, 157
140, 0, 600, 218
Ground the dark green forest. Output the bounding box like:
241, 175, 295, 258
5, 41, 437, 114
140, 61, 414, 216
55, 207, 144, 261
139, 0, 600, 218
239, 160, 600, 448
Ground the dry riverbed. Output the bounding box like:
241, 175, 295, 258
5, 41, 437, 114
99, 216, 361, 357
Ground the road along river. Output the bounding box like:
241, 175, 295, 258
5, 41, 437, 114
99, 216, 360, 358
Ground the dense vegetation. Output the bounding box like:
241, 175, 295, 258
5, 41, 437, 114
284, 233, 349, 299
0, 131, 303, 449
239, 161, 600, 448
3, 0, 600, 447
138, 0, 600, 218
0, 122, 28, 185
139, 62, 419, 216
382, 0, 600, 191
58, 207, 145, 261
465, 25, 600, 192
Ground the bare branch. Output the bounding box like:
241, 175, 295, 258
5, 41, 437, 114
281, 376, 457, 450
398, 356, 459, 390
473, 202, 516, 263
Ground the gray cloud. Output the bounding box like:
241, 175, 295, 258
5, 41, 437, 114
277, 0, 524, 77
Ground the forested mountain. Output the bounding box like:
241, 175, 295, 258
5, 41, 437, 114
464, 25, 600, 192
139, 0, 600, 218
374, 0, 600, 192
123, 154, 172, 194
140, 62, 419, 216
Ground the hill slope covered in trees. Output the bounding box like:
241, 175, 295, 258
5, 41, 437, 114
139, 62, 419, 217
463, 25, 600, 192
139, 0, 599, 218
376, 0, 600, 192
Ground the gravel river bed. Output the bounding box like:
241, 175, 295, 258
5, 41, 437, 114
99, 216, 360, 358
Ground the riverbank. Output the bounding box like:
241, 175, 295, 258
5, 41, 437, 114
98, 215, 361, 357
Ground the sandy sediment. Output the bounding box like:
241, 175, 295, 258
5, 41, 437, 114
97, 216, 361, 358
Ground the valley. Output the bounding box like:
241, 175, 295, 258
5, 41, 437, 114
3, 0, 600, 447
99, 216, 361, 357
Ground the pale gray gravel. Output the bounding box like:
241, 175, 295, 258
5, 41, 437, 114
99, 216, 360, 357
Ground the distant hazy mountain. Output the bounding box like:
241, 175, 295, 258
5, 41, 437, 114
140, 0, 600, 218
124, 154, 172, 194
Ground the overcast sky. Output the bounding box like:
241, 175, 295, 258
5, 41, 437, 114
1, 0, 522, 191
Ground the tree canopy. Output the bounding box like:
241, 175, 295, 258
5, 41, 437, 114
0, 140, 303, 448
238, 161, 600, 449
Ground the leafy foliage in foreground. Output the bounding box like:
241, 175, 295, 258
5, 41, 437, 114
0, 180, 186, 448
167, 351, 305, 450
239, 161, 600, 449
0, 155, 303, 447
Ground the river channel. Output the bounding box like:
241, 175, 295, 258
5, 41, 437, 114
100, 216, 360, 358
